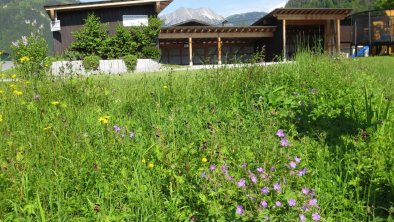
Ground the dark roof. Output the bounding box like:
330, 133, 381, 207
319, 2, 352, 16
170, 19, 213, 27
44, 0, 172, 13
252, 8, 353, 26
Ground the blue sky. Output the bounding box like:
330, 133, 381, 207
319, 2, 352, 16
80, 0, 288, 16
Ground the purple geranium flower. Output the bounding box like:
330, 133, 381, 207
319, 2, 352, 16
270, 166, 276, 171
113, 125, 121, 132
261, 186, 270, 194
257, 167, 264, 173
312, 212, 321, 221
302, 204, 309, 212
299, 214, 306, 222
302, 188, 310, 195
237, 179, 246, 188
298, 168, 307, 176
227, 176, 234, 181
275, 201, 282, 207
221, 166, 229, 175
201, 171, 206, 179
210, 165, 216, 171
288, 199, 296, 207
290, 161, 297, 169
261, 200, 268, 208
276, 129, 285, 138
241, 163, 247, 168
273, 182, 281, 192
129, 131, 135, 139
295, 156, 301, 163
280, 138, 289, 147
309, 198, 318, 207
236, 205, 244, 215
250, 174, 257, 184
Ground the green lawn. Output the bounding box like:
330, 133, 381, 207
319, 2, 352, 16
0, 54, 393, 221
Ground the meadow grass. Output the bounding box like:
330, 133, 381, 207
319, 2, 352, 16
0, 54, 393, 221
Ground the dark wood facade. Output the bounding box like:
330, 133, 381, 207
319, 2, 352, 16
52, 5, 156, 55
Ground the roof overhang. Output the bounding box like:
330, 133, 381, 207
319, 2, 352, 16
44, 0, 173, 20
159, 26, 277, 39
271, 8, 352, 20
253, 8, 352, 25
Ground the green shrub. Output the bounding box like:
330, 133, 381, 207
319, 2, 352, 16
71, 14, 109, 58
107, 25, 138, 59
83, 55, 101, 71
122, 54, 138, 72
141, 45, 161, 59
62, 50, 83, 61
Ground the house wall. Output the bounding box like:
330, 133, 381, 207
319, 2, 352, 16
53, 5, 156, 55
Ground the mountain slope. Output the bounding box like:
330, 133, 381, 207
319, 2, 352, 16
160, 7, 225, 26
0, 0, 75, 54
225, 12, 267, 26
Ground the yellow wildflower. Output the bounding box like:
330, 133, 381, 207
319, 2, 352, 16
0, 114, 3, 123
10, 84, 16, 89
201, 157, 208, 163
148, 162, 154, 169
163, 85, 168, 89
20, 56, 30, 63
13, 90, 23, 96
11, 74, 17, 79
51, 101, 60, 106
141, 159, 146, 164
43, 125, 52, 131
0, 90, 3, 94
98, 115, 110, 124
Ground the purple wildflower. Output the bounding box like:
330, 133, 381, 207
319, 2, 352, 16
295, 156, 301, 163
270, 166, 276, 171
261, 186, 269, 194
288, 199, 296, 207
256, 167, 264, 173
221, 166, 229, 175
250, 174, 257, 184
298, 168, 307, 176
241, 163, 247, 168
299, 214, 306, 222
275, 201, 282, 207
129, 131, 135, 139
309, 198, 318, 207
273, 182, 281, 192
276, 129, 286, 138
290, 161, 297, 169
312, 212, 321, 221
236, 205, 244, 215
237, 179, 246, 188
210, 165, 216, 171
113, 125, 121, 132
302, 204, 309, 212
280, 138, 289, 147
302, 188, 310, 195
261, 200, 268, 208
201, 171, 206, 179
227, 176, 234, 181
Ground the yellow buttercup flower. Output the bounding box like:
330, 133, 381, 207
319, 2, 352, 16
0, 90, 3, 94
141, 159, 146, 164
11, 74, 17, 79
201, 157, 208, 163
163, 85, 168, 89
13, 90, 23, 96
99, 115, 110, 124
51, 101, 60, 106
43, 125, 52, 131
0, 114, 3, 123
148, 162, 154, 168
20, 56, 30, 63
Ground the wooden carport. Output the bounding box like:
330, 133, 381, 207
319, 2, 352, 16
159, 26, 276, 66
257, 8, 352, 60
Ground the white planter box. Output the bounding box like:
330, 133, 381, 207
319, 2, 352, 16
50, 59, 161, 76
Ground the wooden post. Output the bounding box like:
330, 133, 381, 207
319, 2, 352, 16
283, 19, 286, 61
189, 37, 193, 66
336, 19, 341, 54
218, 34, 222, 65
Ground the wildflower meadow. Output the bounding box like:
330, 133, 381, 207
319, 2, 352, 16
0, 52, 393, 221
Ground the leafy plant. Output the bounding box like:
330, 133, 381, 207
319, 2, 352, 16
141, 45, 161, 59
107, 25, 138, 59
83, 55, 101, 71
122, 54, 138, 72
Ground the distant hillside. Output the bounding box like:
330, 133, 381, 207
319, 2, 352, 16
285, 0, 377, 12
225, 12, 267, 26
0, 0, 75, 54
160, 7, 225, 26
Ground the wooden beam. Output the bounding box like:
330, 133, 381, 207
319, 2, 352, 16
189, 37, 193, 66
159, 32, 274, 39
336, 19, 341, 54
283, 19, 286, 61
50, 10, 55, 20
276, 14, 347, 20
218, 34, 222, 65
